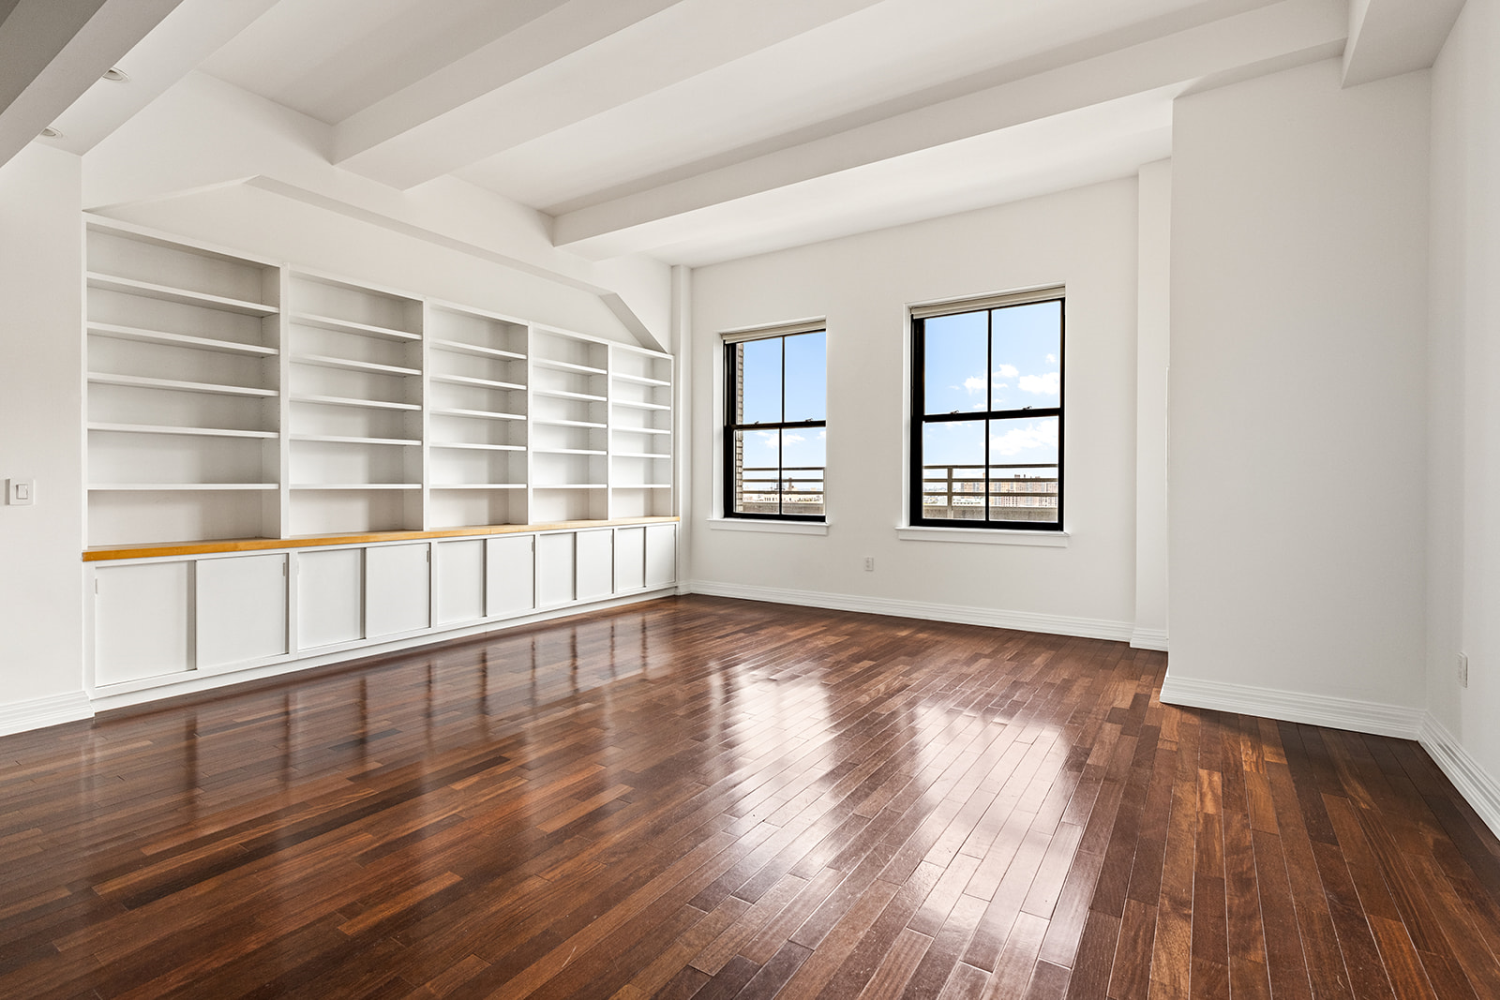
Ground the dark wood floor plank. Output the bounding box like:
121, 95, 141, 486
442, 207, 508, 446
0, 596, 1496, 999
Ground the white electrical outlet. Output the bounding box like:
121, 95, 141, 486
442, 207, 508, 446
6, 478, 34, 506
1459, 652, 1469, 688
864, 557, 874, 572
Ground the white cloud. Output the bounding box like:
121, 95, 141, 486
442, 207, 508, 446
1046, 353, 1057, 363
1019, 372, 1060, 395
992, 383, 1009, 390
783, 433, 805, 446
994, 364, 1019, 378
817, 429, 826, 440
756, 431, 778, 450
962, 376, 985, 395
990, 420, 1058, 457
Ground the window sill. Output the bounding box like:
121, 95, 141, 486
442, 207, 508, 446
896, 526, 1069, 547
708, 517, 829, 536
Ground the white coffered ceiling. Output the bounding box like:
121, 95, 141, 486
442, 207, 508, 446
7, 0, 1468, 265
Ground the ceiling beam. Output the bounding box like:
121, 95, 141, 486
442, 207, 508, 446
552, 0, 1347, 255
0, 0, 183, 170
332, 0, 890, 191
46, 0, 279, 155
1342, 0, 1466, 88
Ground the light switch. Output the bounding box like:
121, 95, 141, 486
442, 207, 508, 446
7, 478, 34, 505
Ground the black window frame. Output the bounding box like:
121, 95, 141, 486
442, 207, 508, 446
723, 329, 827, 522
908, 294, 1065, 531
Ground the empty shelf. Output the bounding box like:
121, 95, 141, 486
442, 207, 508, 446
429, 339, 525, 361
88, 372, 277, 397
87, 322, 277, 357
88, 423, 277, 440
86, 272, 279, 317
291, 394, 420, 411
291, 313, 419, 341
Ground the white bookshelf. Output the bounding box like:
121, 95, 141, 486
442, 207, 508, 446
82, 219, 676, 548
426, 303, 530, 528
530, 328, 610, 522
85, 219, 283, 547
609, 344, 675, 518
286, 271, 424, 536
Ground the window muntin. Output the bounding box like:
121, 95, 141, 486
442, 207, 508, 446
911, 297, 1063, 529
725, 329, 827, 520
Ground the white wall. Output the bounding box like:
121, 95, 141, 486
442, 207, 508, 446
1166, 59, 1430, 714
689, 179, 1145, 638
1134, 160, 1171, 650
0, 144, 91, 733
1427, 0, 1500, 815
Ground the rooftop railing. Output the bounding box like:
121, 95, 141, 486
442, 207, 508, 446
733, 464, 1058, 521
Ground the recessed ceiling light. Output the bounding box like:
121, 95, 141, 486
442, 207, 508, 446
102, 67, 128, 82
40, 127, 61, 138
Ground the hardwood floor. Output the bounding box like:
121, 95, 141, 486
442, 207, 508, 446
2, 595, 1499, 999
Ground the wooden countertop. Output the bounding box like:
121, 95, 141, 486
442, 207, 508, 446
83, 516, 680, 562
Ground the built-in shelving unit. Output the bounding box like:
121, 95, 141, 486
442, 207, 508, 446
85, 219, 283, 547
609, 344, 675, 518
287, 271, 424, 536
83, 217, 675, 549
426, 303, 530, 529
530, 328, 611, 522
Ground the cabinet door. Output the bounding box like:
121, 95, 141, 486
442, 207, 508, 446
576, 529, 613, 602
366, 543, 431, 638
434, 539, 485, 626
614, 526, 645, 593
487, 534, 535, 617
198, 554, 287, 669
298, 548, 363, 649
645, 524, 676, 590
536, 532, 575, 607
95, 561, 193, 685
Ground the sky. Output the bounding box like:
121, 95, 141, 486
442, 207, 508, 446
922, 301, 1061, 468
737, 331, 827, 476
732, 311, 1060, 476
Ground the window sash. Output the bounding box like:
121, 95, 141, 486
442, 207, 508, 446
909, 298, 1064, 531
724, 330, 827, 521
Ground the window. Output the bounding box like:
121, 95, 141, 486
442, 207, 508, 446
724, 327, 826, 520
910, 291, 1063, 530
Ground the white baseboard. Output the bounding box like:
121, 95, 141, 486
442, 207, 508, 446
688, 580, 1134, 643
1158, 673, 1424, 739
1419, 714, 1500, 841
1159, 673, 1500, 840
0, 691, 94, 738
1130, 627, 1169, 652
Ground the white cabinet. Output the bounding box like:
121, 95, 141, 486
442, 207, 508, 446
536, 532, 576, 607
297, 548, 363, 649
95, 561, 193, 685
575, 529, 614, 602
88, 522, 675, 696
487, 534, 535, 617
434, 539, 486, 626
197, 554, 288, 668
365, 543, 431, 637
614, 526, 646, 593
646, 523, 677, 590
